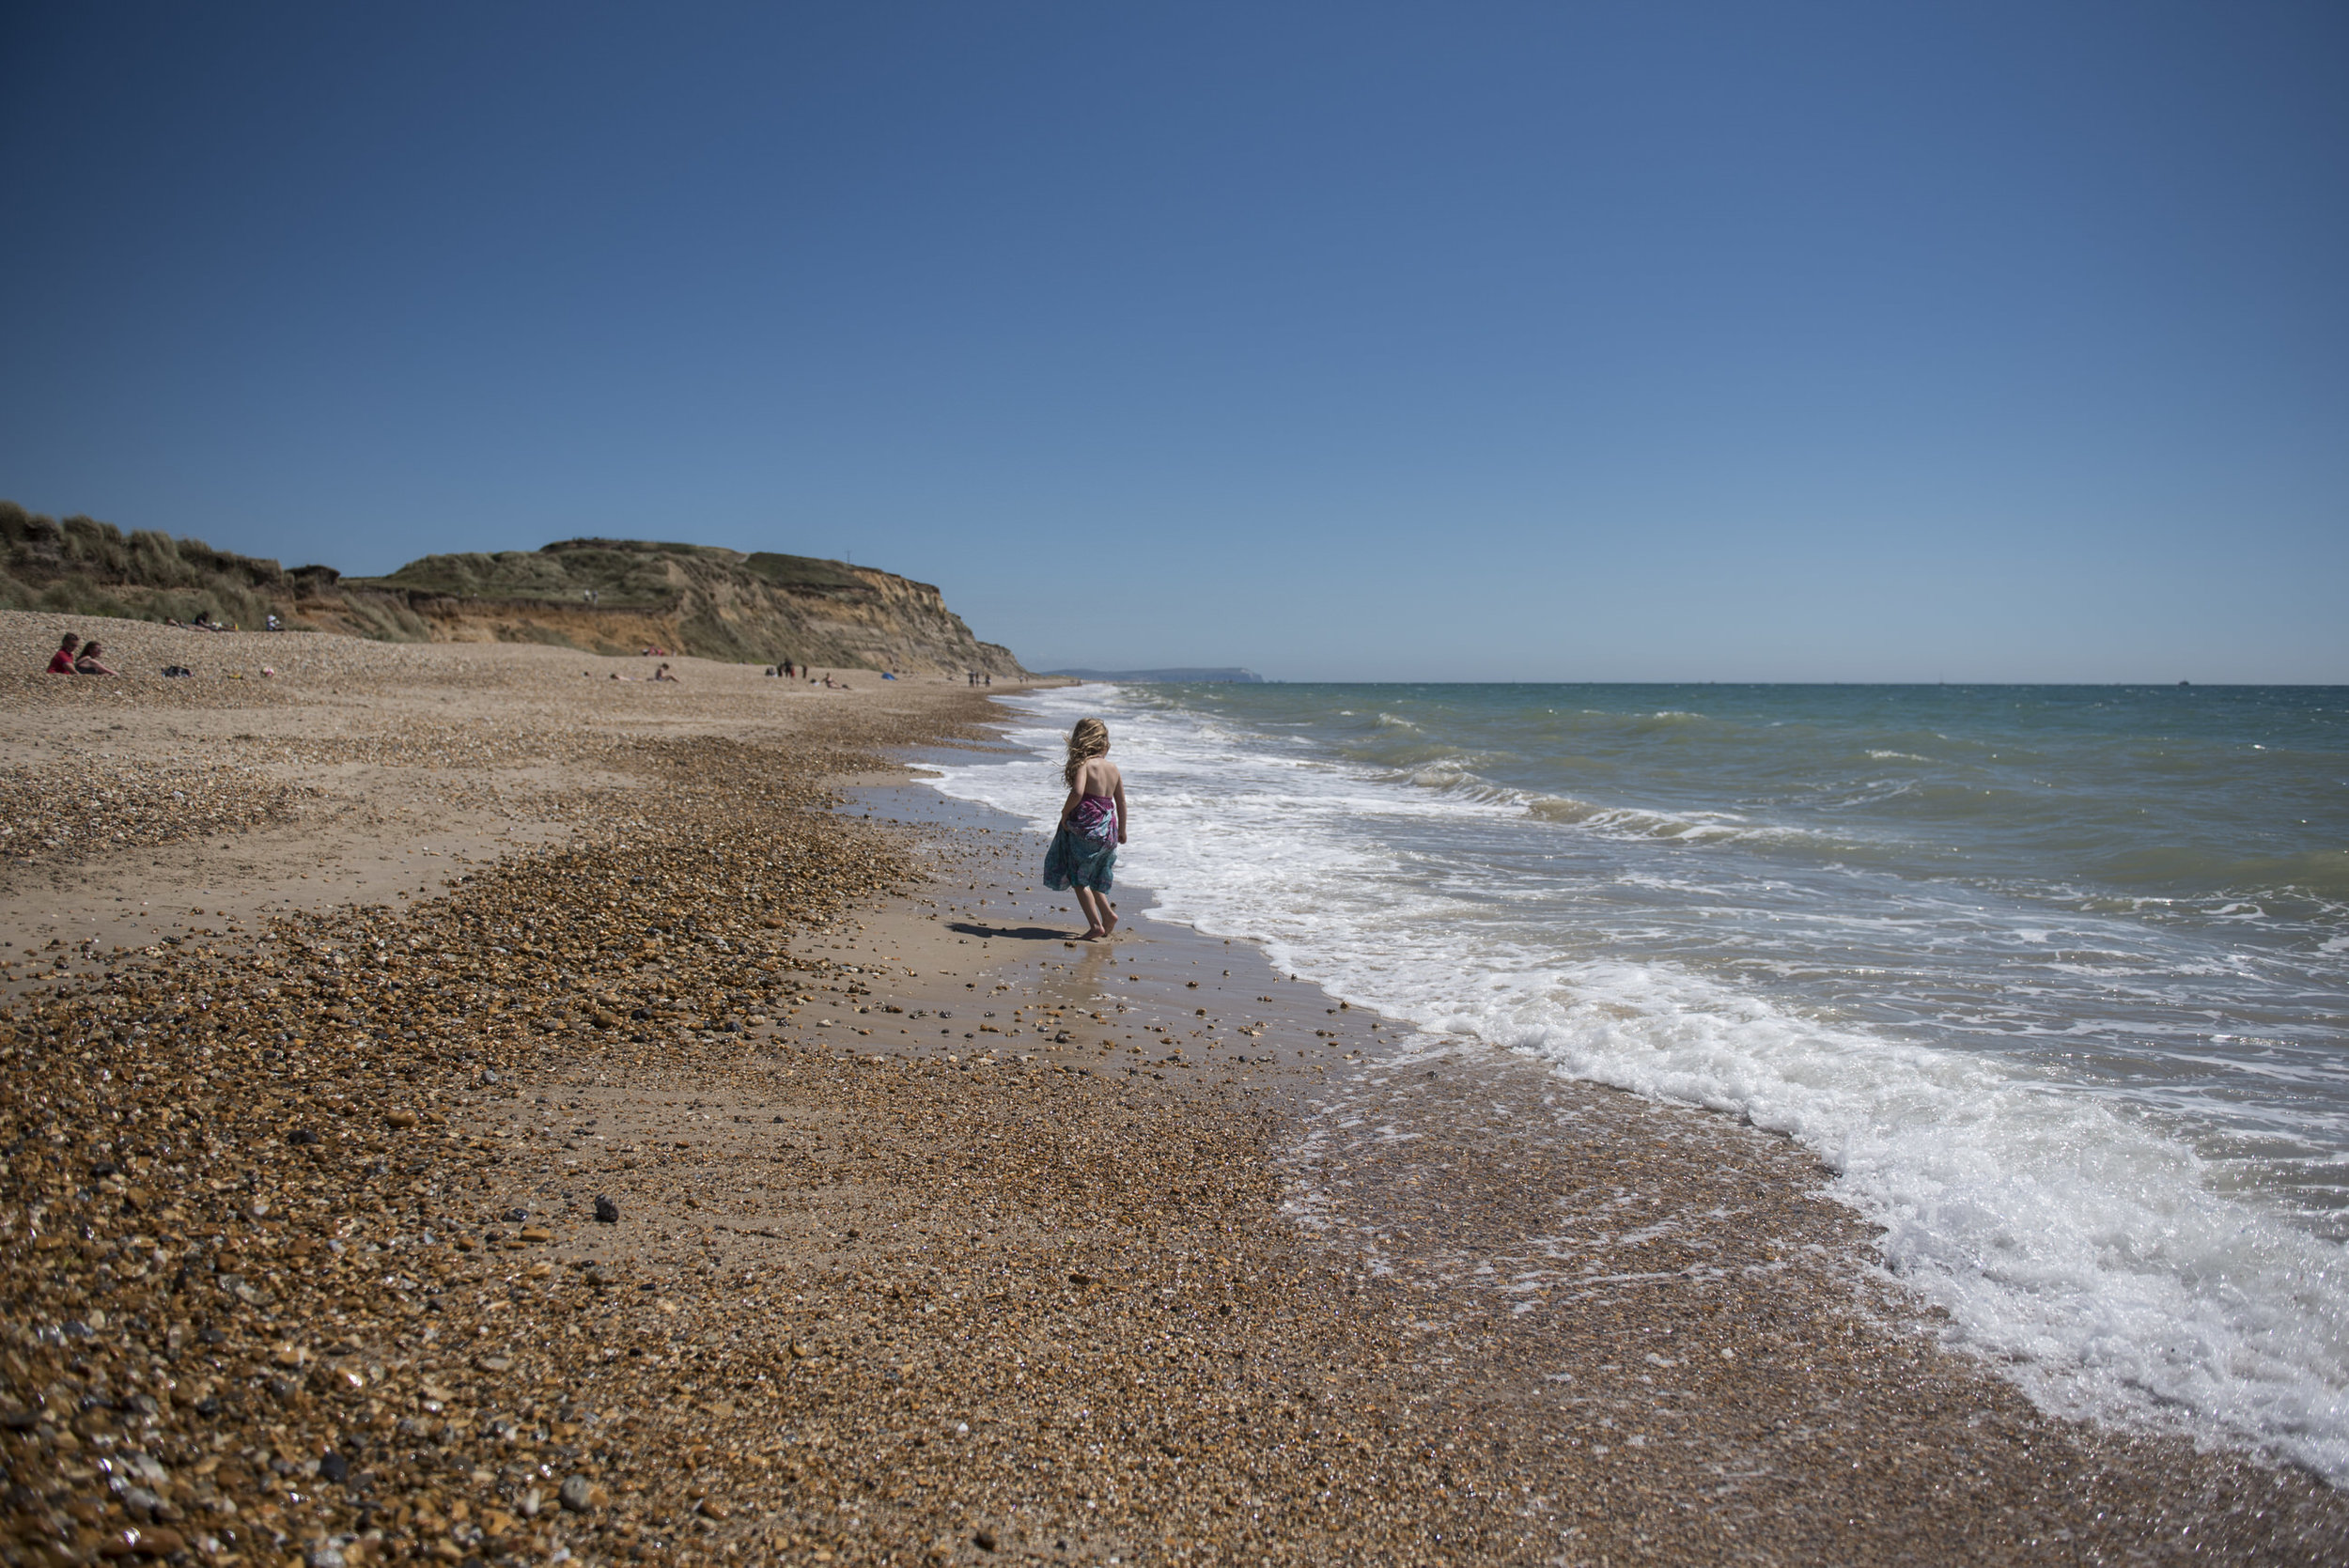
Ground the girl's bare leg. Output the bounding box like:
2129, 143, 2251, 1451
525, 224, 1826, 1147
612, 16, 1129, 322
1074, 887, 1108, 938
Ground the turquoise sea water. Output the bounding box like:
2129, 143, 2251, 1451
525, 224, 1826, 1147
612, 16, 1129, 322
930, 683, 2349, 1481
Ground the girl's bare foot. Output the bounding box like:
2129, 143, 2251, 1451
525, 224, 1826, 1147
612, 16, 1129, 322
1080, 927, 1107, 941
1101, 906, 1119, 937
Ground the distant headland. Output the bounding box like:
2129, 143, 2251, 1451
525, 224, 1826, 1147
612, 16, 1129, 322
0, 500, 1024, 675
1045, 666, 1265, 683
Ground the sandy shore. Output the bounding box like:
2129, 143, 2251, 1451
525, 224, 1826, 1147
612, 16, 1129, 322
2, 611, 2344, 1566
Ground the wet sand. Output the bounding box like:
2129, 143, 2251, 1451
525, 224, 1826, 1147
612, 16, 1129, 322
2, 613, 2344, 1565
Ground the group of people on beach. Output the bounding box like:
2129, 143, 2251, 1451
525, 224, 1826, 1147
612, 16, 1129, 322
766, 660, 852, 689
44, 632, 117, 675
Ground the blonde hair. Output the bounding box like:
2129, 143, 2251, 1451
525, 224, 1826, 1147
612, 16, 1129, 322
1063, 717, 1110, 788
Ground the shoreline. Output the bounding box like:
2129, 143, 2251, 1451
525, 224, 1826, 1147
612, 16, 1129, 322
0, 622, 2342, 1565
874, 734, 2349, 1563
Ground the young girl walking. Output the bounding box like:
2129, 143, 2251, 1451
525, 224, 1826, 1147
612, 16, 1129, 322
1043, 717, 1127, 939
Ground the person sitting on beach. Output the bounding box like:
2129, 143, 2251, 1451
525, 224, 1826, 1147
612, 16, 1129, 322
46, 633, 81, 674
652, 662, 678, 683
1043, 717, 1127, 940
72, 640, 119, 675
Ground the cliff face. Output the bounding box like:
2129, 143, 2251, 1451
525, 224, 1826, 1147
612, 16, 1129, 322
0, 505, 1026, 675
335, 538, 1025, 675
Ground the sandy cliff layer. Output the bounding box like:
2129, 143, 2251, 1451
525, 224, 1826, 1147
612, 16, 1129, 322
1, 505, 1025, 676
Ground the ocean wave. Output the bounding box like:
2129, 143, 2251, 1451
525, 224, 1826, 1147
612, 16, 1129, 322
1522, 792, 1849, 849
2098, 845, 2349, 901
923, 680, 2349, 1483
1361, 749, 1852, 850
1528, 794, 1751, 840
1467, 960, 2349, 1482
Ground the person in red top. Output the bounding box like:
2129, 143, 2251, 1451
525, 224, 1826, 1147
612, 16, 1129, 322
45, 633, 80, 674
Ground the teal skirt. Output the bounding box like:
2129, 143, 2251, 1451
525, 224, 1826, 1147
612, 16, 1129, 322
1043, 825, 1117, 893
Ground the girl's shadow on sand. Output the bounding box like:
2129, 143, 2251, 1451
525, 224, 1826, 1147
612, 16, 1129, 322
945, 919, 1076, 942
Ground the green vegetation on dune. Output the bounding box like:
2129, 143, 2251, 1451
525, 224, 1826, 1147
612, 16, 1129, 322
0, 499, 303, 629
367, 539, 879, 607
741, 551, 868, 595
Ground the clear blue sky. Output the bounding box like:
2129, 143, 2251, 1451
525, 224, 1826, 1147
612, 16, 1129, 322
4, 2, 2343, 681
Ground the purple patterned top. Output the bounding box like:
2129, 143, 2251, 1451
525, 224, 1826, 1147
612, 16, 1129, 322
1068, 794, 1118, 844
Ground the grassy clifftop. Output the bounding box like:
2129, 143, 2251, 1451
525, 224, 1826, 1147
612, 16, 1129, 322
0, 501, 331, 630
0, 504, 1025, 675
369, 539, 868, 606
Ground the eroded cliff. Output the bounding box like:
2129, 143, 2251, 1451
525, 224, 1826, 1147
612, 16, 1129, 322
1, 505, 1026, 675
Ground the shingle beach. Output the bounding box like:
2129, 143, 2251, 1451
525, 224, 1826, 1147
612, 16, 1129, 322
4, 613, 2343, 1566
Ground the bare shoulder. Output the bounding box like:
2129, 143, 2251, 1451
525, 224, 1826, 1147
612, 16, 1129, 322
1083, 757, 1124, 792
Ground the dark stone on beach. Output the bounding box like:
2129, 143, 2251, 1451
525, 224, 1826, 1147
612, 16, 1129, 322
973, 1529, 997, 1552
558, 1474, 595, 1513
319, 1451, 349, 1483
288, 1128, 319, 1146
504, 1207, 528, 1223
594, 1195, 619, 1223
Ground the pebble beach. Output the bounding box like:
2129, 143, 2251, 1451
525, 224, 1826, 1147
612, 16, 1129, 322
4, 613, 2345, 1567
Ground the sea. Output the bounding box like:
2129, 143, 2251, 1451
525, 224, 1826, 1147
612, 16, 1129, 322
924, 682, 2349, 1480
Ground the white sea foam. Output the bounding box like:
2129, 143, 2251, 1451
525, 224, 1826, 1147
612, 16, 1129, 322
926, 684, 2349, 1483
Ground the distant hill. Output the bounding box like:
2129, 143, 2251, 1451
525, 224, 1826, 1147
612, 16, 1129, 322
0, 502, 1025, 675
1046, 666, 1265, 683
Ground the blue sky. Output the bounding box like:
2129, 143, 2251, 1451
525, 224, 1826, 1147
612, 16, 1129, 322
3, 2, 2343, 681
